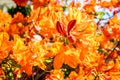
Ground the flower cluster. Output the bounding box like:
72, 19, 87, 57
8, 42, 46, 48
0, 0, 120, 80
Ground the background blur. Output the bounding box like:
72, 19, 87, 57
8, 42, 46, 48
0, 0, 16, 12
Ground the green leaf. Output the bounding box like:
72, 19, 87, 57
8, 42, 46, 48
97, 46, 107, 55
61, 64, 76, 78
64, 38, 69, 45
32, 66, 48, 80
44, 58, 53, 63
94, 73, 99, 80
7, 5, 31, 17
8, 59, 21, 68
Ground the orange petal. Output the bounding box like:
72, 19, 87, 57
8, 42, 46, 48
53, 53, 64, 69
44, 52, 54, 58
64, 55, 79, 68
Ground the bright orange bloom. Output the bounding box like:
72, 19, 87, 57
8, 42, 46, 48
66, 71, 78, 80
83, 0, 96, 13
0, 0, 120, 79
53, 46, 80, 69
12, 35, 46, 75
32, 0, 50, 9
32, 0, 58, 9
0, 10, 12, 32
8, 12, 26, 35
8, 12, 33, 37
83, 4, 95, 13
100, 0, 120, 8
102, 14, 120, 41
13, 0, 28, 6
45, 69, 64, 80
0, 32, 13, 60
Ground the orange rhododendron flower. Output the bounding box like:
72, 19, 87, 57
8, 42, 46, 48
12, 35, 46, 75
13, 0, 28, 6
0, 10, 12, 32
45, 69, 64, 80
100, 0, 120, 8
53, 52, 64, 69
83, 4, 95, 13
0, 0, 120, 79
32, 0, 50, 9
8, 12, 33, 37
53, 47, 80, 69
66, 71, 78, 80
0, 32, 13, 60
102, 14, 120, 41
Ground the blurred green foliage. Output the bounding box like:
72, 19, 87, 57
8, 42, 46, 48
7, 5, 31, 17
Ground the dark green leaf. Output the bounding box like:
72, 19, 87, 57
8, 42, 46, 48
61, 64, 76, 78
